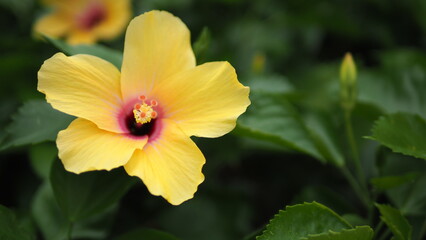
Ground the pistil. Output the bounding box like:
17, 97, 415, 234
133, 95, 158, 124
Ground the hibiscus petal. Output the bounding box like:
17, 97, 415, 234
124, 119, 205, 205
92, 0, 131, 40
152, 61, 250, 138
120, 10, 195, 102
38, 52, 125, 133
67, 30, 97, 45
34, 12, 71, 38
57, 118, 147, 174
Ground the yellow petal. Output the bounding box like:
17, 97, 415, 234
124, 119, 205, 205
57, 118, 147, 174
33, 12, 71, 38
67, 30, 97, 45
92, 0, 131, 40
120, 10, 195, 102
38, 52, 124, 133
153, 62, 250, 138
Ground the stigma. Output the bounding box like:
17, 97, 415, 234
133, 95, 158, 124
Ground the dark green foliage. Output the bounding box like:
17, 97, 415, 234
50, 159, 136, 222
115, 228, 180, 240
237, 91, 325, 163
376, 204, 412, 240
1, 100, 74, 150
369, 113, 426, 160
257, 202, 352, 240
0, 205, 35, 240
304, 226, 374, 240
1, 0, 426, 239
43, 36, 123, 69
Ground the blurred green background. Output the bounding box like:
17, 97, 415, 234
1, 0, 426, 239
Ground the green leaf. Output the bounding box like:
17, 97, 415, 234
389, 173, 426, 216
303, 226, 374, 240
193, 27, 211, 64
341, 214, 368, 227
257, 202, 352, 240
115, 228, 180, 240
358, 50, 426, 119
0, 205, 35, 240
31, 184, 68, 240
29, 142, 58, 179
237, 81, 343, 165
43, 36, 123, 69
291, 63, 340, 112
303, 111, 345, 166
292, 186, 356, 215
1, 100, 74, 150
375, 203, 412, 240
379, 154, 426, 216
32, 183, 116, 240
0, 0, 34, 21
236, 91, 325, 162
50, 159, 136, 221
368, 113, 426, 160
157, 195, 251, 240
371, 172, 420, 190
0, 99, 18, 147
247, 74, 294, 96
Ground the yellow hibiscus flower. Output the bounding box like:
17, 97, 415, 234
38, 10, 250, 205
34, 0, 131, 45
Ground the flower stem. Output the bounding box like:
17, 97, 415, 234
340, 166, 370, 209
377, 229, 391, 240
419, 217, 426, 240
344, 110, 364, 182
343, 110, 373, 218
373, 220, 384, 239
68, 222, 74, 240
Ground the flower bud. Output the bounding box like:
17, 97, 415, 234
340, 52, 357, 110
251, 52, 266, 74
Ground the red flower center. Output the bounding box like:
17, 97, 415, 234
125, 95, 159, 137
76, 1, 107, 30
125, 115, 156, 137
119, 95, 163, 141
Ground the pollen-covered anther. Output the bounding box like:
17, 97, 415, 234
132, 97, 158, 124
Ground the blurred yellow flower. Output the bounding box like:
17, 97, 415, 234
34, 0, 131, 45
38, 11, 250, 205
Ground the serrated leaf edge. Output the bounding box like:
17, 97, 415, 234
256, 202, 352, 240
366, 112, 426, 160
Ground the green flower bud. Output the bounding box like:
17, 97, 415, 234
340, 52, 357, 110
251, 52, 266, 74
